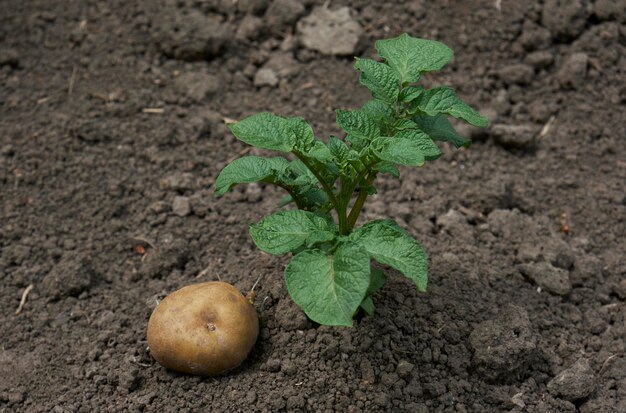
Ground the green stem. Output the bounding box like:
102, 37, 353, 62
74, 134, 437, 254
275, 183, 305, 210
346, 172, 376, 230
343, 167, 370, 205
337, 176, 350, 235
294, 152, 347, 234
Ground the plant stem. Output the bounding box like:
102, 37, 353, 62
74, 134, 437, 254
337, 208, 348, 235
343, 168, 370, 206
275, 183, 305, 209
336, 176, 350, 235
346, 172, 376, 230
294, 152, 348, 233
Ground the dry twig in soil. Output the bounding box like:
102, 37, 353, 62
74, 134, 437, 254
15, 284, 34, 315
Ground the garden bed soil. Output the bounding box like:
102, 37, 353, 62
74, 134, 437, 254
1, 0, 625, 412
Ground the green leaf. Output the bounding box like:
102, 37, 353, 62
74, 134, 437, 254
354, 58, 401, 103
298, 187, 329, 208
287, 116, 315, 151
264, 156, 291, 173
329, 137, 359, 175
361, 100, 394, 128
367, 267, 388, 296
350, 220, 429, 292
394, 128, 443, 161
373, 161, 400, 178
284, 242, 371, 326
413, 114, 470, 148
400, 86, 424, 103
360, 297, 375, 316
282, 159, 317, 186
393, 118, 419, 131
215, 156, 288, 196
277, 188, 329, 210
229, 113, 318, 152
329, 136, 350, 163
229, 112, 296, 152
278, 194, 293, 207
359, 268, 388, 316
375, 34, 453, 83
336, 109, 382, 146
215, 155, 329, 210
306, 140, 333, 162
372, 137, 426, 167
390, 120, 443, 161
347, 150, 360, 162
264, 158, 331, 210
250, 210, 337, 255
411, 87, 489, 127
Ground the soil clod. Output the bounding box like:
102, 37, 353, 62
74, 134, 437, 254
548, 358, 597, 401
469, 305, 538, 383
297, 6, 363, 56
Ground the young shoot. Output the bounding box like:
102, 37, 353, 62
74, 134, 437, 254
215, 33, 488, 326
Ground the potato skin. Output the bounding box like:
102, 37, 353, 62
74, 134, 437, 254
147, 281, 259, 376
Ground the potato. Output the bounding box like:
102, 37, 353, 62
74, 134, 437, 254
147, 281, 259, 376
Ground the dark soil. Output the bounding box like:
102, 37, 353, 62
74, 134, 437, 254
1, 0, 625, 412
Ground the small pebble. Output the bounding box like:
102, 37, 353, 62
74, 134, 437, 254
557, 53, 588, 89
172, 196, 191, 217
253, 68, 278, 87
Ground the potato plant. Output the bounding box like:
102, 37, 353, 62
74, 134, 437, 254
216, 34, 488, 326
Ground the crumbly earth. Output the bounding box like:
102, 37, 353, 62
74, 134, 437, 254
1, 1, 625, 412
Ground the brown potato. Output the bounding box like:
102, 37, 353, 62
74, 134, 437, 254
147, 281, 259, 376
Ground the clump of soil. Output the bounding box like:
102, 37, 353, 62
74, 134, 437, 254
1, 1, 625, 412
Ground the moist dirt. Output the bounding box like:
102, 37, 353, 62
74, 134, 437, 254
1, 1, 625, 412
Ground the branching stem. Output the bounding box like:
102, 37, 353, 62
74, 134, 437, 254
294, 152, 348, 234
347, 172, 377, 230
275, 183, 305, 210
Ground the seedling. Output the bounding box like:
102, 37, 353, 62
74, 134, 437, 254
215, 34, 488, 326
